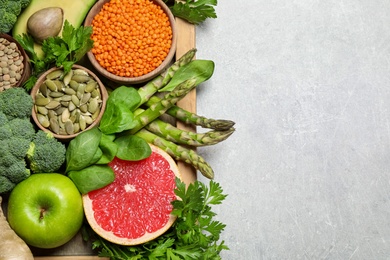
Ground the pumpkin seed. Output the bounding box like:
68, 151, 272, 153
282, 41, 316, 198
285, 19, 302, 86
47, 109, 56, 120
68, 101, 76, 112
63, 70, 73, 86
55, 106, 66, 115
84, 116, 93, 125
79, 104, 88, 113
61, 94, 72, 102
91, 108, 100, 120
60, 101, 69, 107
49, 91, 64, 98
73, 69, 89, 76
46, 70, 63, 80
35, 97, 50, 106
73, 122, 80, 133
79, 115, 87, 131
85, 81, 97, 92
61, 108, 70, 122
81, 92, 91, 105
45, 100, 61, 110
65, 120, 74, 134
37, 114, 50, 128
45, 79, 57, 91
49, 117, 60, 134
39, 82, 48, 96
54, 80, 64, 91
72, 74, 90, 83
64, 87, 76, 95
71, 95, 80, 107
37, 106, 48, 115
88, 97, 99, 114
69, 80, 79, 90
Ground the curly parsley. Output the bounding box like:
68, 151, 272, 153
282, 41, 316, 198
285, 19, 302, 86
15, 20, 93, 91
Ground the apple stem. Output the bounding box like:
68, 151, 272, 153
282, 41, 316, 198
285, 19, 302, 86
40, 208, 46, 220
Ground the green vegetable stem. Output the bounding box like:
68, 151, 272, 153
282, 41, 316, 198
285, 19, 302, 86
146, 95, 236, 131
129, 78, 197, 135
135, 128, 214, 179
142, 115, 235, 147
137, 48, 197, 105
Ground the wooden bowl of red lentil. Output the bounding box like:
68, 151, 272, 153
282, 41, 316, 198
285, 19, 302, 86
0, 34, 31, 91
84, 0, 177, 85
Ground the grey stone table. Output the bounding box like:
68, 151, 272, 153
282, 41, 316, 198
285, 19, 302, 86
196, 1, 390, 259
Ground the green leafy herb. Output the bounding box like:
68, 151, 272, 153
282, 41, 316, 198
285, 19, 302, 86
166, 0, 218, 25
83, 178, 229, 259
15, 20, 93, 91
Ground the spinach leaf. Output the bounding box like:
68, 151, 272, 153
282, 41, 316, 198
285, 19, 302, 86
114, 135, 151, 161
68, 165, 115, 194
95, 134, 118, 164
99, 86, 142, 134
65, 127, 102, 172
159, 60, 215, 92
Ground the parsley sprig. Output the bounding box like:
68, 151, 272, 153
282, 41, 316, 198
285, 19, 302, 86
165, 0, 218, 25
83, 178, 229, 259
15, 20, 93, 91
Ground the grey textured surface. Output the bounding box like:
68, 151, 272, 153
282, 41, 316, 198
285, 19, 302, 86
195, 1, 390, 259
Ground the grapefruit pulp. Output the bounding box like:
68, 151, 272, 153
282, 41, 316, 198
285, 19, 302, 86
83, 144, 181, 245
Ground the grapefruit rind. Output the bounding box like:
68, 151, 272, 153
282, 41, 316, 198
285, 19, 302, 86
82, 144, 182, 246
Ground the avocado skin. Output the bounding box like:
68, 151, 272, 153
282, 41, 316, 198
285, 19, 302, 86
12, 0, 97, 58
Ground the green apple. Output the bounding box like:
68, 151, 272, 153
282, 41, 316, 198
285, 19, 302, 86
7, 173, 84, 249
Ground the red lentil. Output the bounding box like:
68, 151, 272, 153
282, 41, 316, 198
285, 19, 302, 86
91, 0, 173, 78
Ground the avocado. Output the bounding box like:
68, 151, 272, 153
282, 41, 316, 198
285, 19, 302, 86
12, 0, 97, 58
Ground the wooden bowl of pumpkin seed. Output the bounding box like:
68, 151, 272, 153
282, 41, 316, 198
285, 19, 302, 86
31, 64, 108, 141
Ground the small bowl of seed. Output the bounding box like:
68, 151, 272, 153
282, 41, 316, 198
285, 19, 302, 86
0, 33, 31, 91
31, 64, 108, 141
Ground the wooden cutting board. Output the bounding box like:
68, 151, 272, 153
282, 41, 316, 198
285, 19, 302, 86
32, 17, 196, 259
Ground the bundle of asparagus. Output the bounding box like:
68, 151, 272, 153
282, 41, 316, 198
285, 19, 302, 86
124, 48, 235, 179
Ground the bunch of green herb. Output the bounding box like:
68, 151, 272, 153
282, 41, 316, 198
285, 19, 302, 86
83, 178, 229, 259
15, 20, 93, 91
165, 0, 218, 24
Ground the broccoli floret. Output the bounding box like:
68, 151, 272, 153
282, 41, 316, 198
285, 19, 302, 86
0, 111, 7, 125
5, 1, 21, 16
8, 118, 36, 141
0, 176, 15, 194
0, 140, 10, 157
27, 130, 66, 174
8, 137, 31, 159
7, 160, 30, 183
0, 87, 33, 120
0, 125, 12, 141
20, 0, 31, 9
0, 153, 20, 167
0, 8, 17, 34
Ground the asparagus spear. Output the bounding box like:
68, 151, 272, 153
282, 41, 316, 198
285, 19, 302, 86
129, 78, 197, 134
146, 95, 235, 130
135, 129, 214, 179
137, 48, 197, 106
144, 117, 235, 146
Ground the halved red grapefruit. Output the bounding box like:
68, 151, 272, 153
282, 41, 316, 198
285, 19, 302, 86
82, 144, 181, 245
